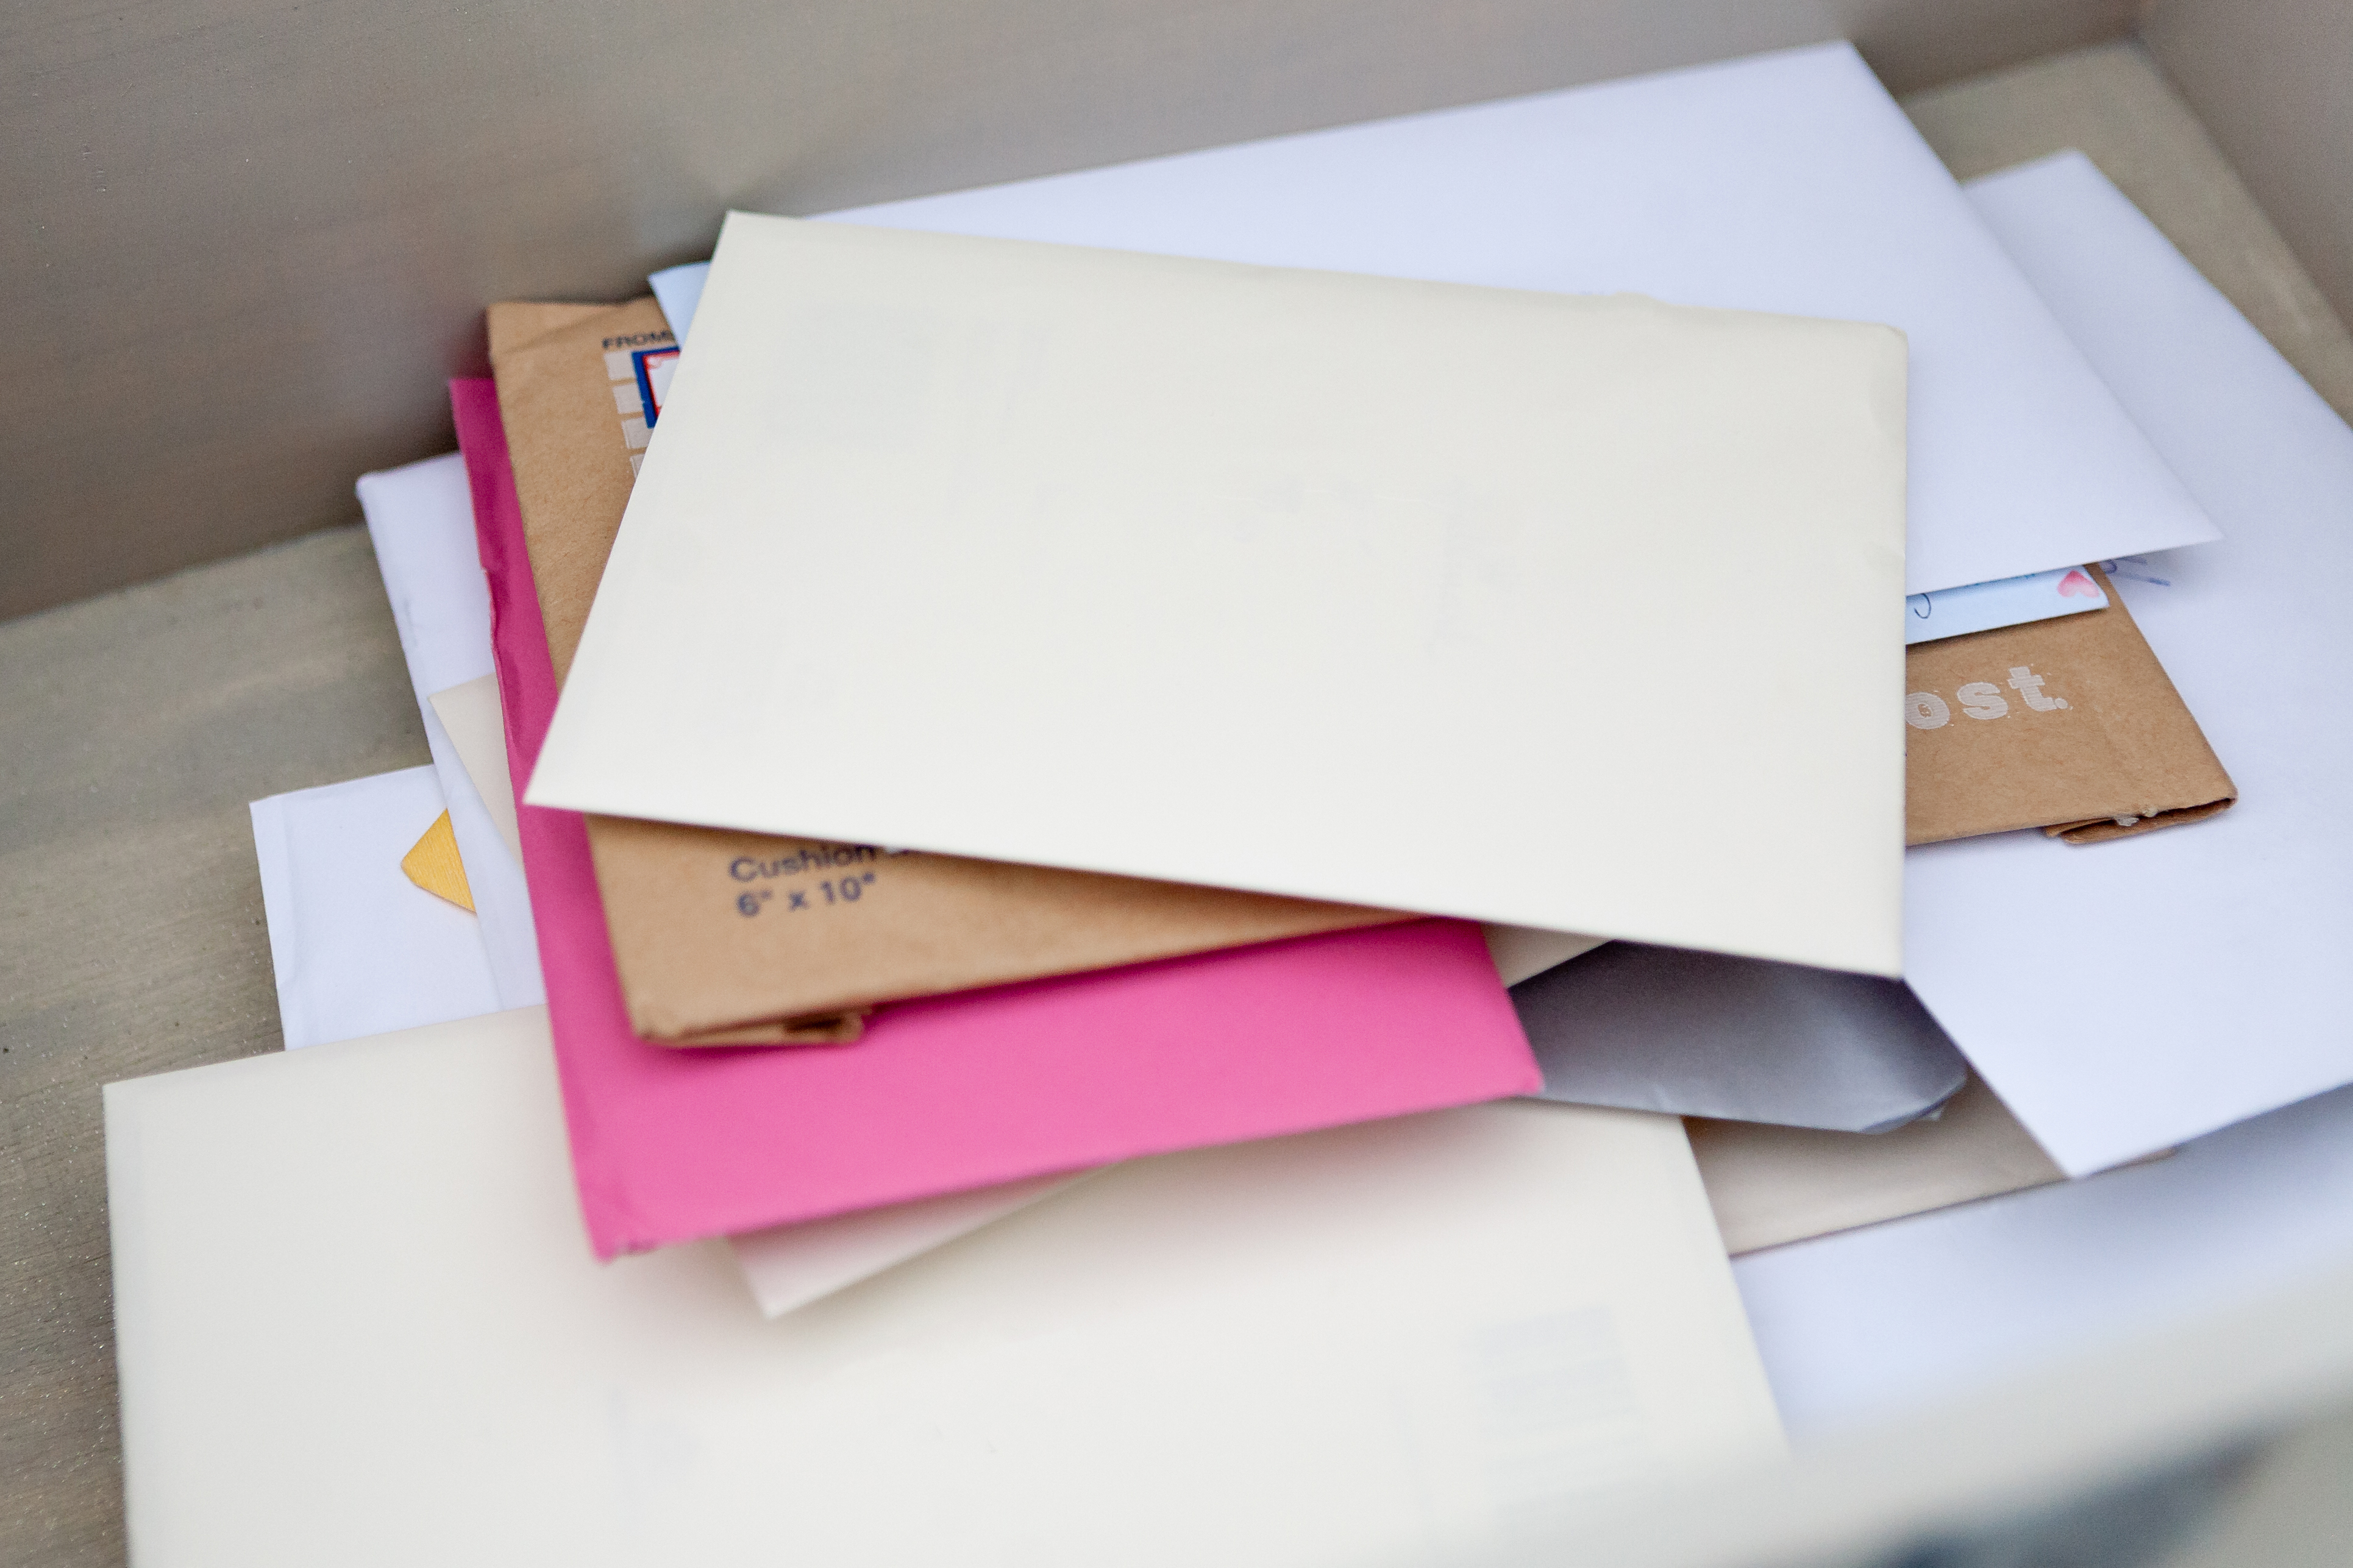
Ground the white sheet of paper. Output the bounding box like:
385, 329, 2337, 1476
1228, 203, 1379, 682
537, 218, 1909, 974
107, 1009, 1783, 1564
710, 43, 2202, 597
649, 261, 707, 345
427, 674, 522, 867
1735, 1078, 2353, 1439
248, 768, 502, 1049
357, 455, 544, 1011
1901, 152, 2353, 1174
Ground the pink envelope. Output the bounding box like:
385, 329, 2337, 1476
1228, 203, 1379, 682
451, 379, 1539, 1258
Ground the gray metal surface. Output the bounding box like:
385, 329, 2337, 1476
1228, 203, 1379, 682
1, 527, 425, 1563
1, 0, 2143, 620
2145, 0, 2353, 352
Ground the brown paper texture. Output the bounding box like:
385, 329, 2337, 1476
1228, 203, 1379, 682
488, 299, 1403, 1045
1904, 564, 2235, 846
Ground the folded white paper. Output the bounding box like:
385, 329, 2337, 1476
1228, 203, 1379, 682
107, 1009, 1783, 1564
249, 768, 502, 1049
539, 218, 1910, 974
1904, 152, 2353, 1173
755, 43, 2208, 597
357, 455, 544, 1011
1902, 565, 2107, 645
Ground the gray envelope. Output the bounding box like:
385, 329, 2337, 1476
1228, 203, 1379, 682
1512, 942, 1968, 1133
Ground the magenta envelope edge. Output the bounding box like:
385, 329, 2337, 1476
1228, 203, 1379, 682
449, 378, 1541, 1258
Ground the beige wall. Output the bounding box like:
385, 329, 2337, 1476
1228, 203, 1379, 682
4, 0, 2143, 620
2142, 0, 2353, 344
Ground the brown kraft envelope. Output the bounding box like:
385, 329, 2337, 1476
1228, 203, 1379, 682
487, 297, 1406, 1046
1904, 564, 2235, 846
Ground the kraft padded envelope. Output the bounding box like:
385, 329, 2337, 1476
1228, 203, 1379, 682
1903, 564, 2235, 845
531, 216, 1911, 976
489, 299, 1400, 1043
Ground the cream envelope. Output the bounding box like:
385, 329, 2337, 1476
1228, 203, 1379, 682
107, 1009, 1784, 1565
533, 218, 1909, 974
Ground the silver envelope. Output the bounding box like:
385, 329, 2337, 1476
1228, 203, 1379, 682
1514, 942, 1967, 1133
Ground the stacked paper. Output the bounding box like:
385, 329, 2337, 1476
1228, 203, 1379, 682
533, 215, 1913, 971
458, 375, 1544, 1252
111, 38, 2353, 1565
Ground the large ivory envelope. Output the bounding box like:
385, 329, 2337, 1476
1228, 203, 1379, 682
106, 1011, 1784, 1565
533, 217, 1909, 973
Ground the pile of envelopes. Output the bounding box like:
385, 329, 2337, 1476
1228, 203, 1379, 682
107, 41, 2353, 1565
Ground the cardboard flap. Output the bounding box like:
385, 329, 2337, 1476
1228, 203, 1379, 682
1904, 564, 2235, 845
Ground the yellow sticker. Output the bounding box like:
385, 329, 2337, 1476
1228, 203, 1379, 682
400, 809, 475, 913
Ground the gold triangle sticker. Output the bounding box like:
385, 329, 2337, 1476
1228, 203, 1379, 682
400, 809, 475, 913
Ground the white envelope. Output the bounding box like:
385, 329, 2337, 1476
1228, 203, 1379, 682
1906, 152, 2353, 1174
797, 43, 2211, 597
357, 455, 544, 1012
248, 767, 503, 1049
648, 260, 706, 345
106, 1009, 1783, 1565
535, 217, 1909, 973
